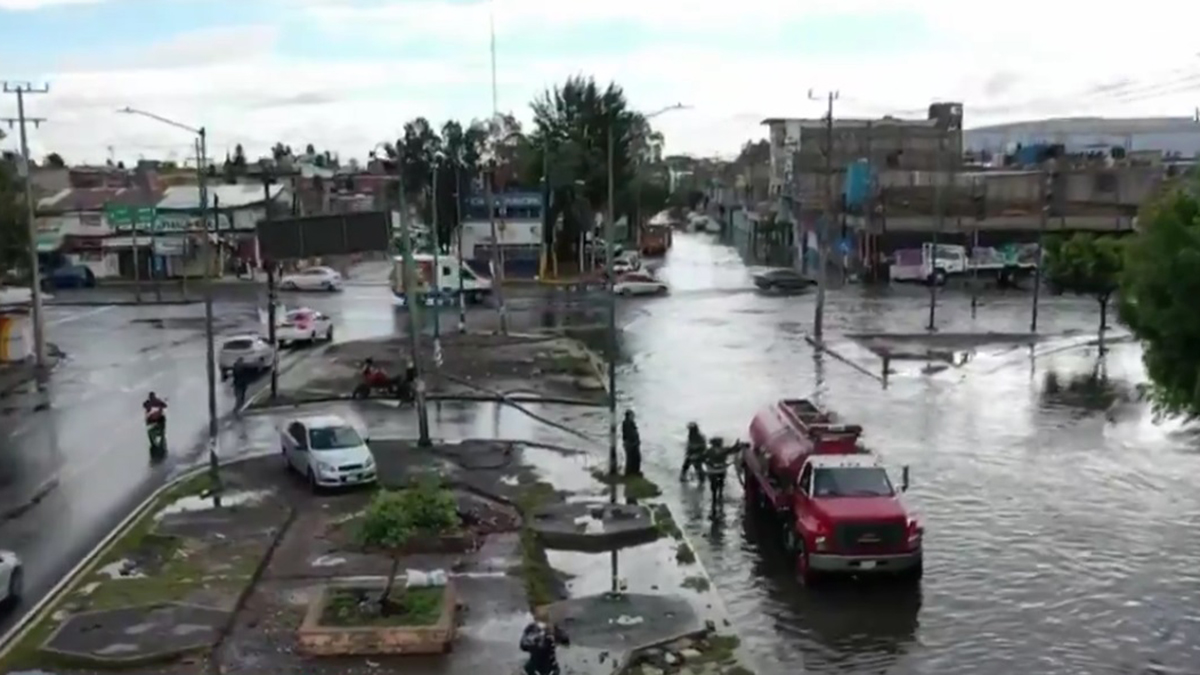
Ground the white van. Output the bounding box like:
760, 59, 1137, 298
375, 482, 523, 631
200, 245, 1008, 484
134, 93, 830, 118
390, 255, 492, 305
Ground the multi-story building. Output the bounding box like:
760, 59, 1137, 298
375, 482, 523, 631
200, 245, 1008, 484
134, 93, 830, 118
762, 102, 964, 198
965, 115, 1200, 159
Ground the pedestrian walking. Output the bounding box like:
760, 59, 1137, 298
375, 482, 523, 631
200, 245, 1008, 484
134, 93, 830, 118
681, 422, 706, 482
231, 358, 251, 414
703, 437, 740, 517
621, 410, 641, 477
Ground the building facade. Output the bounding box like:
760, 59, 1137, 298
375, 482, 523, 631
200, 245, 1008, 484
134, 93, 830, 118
458, 192, 543, 279
964, 116, 1200, 159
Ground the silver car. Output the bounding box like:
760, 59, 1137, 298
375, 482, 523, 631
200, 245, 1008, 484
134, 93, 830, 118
219, 335, 275, 380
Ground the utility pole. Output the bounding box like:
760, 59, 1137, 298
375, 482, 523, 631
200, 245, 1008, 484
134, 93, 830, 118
2, 82, 49, 372
262, 172, 279, 399
397, 163, 432, 447
808, 89, 838, 341
927, 131, 947, 332
198, 127, 222, 506
454, 156, 466, 334
1031, 165, 1052, 333
431, 155, 442, 362
485, 160, 508, 333
605, 126, 618, 504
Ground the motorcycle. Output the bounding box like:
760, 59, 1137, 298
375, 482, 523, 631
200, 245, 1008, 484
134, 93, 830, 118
351, 364, 414, 401
145, 408, 167, 461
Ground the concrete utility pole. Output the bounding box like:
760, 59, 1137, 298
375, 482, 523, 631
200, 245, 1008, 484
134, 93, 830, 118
396, 163, 432, 447
605, 126, 618, 503
2, 82, 49, 372
808, 89, 839, 341
484, 159, 508, 333
431, 153, 442, 358
927, 131, 947, 332
454, 156, 467, 334
1031, 166, 1052, 333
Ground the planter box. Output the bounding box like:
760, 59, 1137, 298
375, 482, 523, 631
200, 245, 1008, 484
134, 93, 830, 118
297, 579, 458, 656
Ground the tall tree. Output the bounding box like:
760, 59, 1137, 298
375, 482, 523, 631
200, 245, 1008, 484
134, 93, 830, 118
0, 158, 30, 274
44, 152, 66, 169
233, 144, 247, 169
1119, 182, 1200, 419
531, 76, 647, 268
1044, 233, 1125, 332
437, 119, 486, 248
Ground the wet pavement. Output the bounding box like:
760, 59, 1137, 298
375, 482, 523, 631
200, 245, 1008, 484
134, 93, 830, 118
6, 237, 1200, 675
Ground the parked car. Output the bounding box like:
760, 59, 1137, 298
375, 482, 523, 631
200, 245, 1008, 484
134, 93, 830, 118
0, 549, 22, 605
280, 414, 377, 491
612, 250, 642, 274
753, 268, 815, 293
280, 266, 343, 292
277, 308, 334, 346
218, 334, 275, 380
43, 264, 96, 290
614, 272, 669, 296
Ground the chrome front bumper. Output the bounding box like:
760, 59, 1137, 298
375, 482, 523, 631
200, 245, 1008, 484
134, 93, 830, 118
809, 548, 922, 573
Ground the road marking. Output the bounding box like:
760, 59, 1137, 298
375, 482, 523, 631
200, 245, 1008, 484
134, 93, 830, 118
48, 305, 115, 327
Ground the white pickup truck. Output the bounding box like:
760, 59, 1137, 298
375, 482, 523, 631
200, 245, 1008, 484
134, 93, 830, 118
889, 243, 1038, 286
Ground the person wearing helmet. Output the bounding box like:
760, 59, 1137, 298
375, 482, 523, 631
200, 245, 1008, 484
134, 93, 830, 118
519, 607, 569, 675
704, 436, 741, 515
681, 422, 706, 482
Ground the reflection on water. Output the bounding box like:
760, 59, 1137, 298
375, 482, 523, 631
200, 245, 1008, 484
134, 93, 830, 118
606, 234, 1200, 675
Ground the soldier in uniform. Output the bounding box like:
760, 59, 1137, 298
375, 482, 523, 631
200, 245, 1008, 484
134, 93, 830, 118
681, 422, 707, 482
703, 436, 742, 517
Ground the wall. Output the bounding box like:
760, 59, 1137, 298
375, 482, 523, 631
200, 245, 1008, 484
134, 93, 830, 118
966, 128, 1200, 158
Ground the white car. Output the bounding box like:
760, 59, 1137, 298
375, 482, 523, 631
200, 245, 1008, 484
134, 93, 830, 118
277, 308, 334, 346
614, 272, 668, 296
0, 550, 22, 604
280, 415, 377, 491
218, 334, 275, 380
280, 266, 343, 292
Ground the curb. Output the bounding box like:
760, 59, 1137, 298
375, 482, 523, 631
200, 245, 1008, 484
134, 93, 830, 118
238, 344, 329, 415
46, 300, 201, 307
0, 460, 225, 662
804, 334, 885, 383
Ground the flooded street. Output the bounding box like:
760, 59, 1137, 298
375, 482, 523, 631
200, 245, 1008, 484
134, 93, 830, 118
606, 234, 1200, 675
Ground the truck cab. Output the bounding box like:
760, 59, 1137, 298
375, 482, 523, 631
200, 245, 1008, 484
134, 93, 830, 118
739, 399, 923, 584
391, 255, 492, 305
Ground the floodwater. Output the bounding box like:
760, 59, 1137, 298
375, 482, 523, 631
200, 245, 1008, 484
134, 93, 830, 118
606, 234, 1200, 675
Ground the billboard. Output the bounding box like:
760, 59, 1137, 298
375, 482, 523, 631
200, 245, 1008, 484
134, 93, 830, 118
256, 211, 391, 261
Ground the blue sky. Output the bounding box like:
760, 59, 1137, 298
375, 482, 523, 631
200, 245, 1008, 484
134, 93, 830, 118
1, 0, 1196, 164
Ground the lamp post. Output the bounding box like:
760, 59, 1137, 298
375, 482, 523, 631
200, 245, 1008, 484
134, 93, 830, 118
431, 152, 444, 360
118, 106, 221, 504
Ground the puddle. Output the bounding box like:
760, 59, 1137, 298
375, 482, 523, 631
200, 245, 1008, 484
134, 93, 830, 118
156, 489, 274, 518
523, 445, 602, 494
97, 559, 147, 580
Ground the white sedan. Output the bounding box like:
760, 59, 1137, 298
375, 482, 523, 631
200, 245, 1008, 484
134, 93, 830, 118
614, 272, 668, 296
280, 414, 377, 491
280, 266, 343, 292
277, 308, 334, 346
218, 334, 275, 380
0, 550, 22, 604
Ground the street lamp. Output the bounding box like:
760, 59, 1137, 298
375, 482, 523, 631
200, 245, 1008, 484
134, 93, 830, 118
117, 106, 221, 504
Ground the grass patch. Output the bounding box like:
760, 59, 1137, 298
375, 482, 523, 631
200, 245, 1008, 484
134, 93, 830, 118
0, 468, 225, 672
81, 540, 261, 610
513, 480, 562, 610
651, 504, 682, 540
723, 667, 755, 675
542, 352, 596, 378
675, 542, 696, 565
588, 469, 661, 501
320, 586, 444, 627
681, 575, 711, 592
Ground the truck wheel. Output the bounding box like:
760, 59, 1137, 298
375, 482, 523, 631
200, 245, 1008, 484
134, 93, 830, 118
899, 556, 924, 584
928, 269, 947, 286
796, 539, 821, 586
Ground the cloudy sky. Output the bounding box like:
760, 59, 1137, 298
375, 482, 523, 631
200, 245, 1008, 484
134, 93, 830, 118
2, 0, 1199, 165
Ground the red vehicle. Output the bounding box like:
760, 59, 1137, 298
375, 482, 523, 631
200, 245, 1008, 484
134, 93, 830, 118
737, 399, 923, 584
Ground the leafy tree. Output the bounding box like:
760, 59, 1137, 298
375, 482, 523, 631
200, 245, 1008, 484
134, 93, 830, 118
233, 144, 247, 169
0, 158, 30, 274
530, 76, 646, 269
356, 478, 460, 610
44, 152, 66, 168
1119, 182, 1200, 418
305, 143, 316, 157
1044, 233, 1125, 331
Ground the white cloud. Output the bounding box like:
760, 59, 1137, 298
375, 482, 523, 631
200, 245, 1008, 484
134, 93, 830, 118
6, 0, 1200, 164
0, 0, 101, 10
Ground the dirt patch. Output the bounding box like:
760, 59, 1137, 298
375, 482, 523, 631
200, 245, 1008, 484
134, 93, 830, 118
251, 332, 607, 409
320, 586, 445, 627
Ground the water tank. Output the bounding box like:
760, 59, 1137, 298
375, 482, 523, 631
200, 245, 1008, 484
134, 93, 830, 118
0, 314, 32, 362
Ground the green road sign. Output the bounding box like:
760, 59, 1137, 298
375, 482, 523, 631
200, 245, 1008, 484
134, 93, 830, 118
105, 204, 158, 231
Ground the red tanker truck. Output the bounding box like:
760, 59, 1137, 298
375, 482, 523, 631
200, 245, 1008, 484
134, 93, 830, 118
737, 398, 923, 584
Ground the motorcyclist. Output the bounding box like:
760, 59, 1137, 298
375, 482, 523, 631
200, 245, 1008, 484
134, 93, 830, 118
681, 422, 706, 482
143, 392, 167, 452
519, 611, 569, 675
361, 358, 386, 384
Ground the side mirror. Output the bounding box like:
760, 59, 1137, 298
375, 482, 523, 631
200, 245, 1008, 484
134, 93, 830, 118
901, 465, 911, 492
